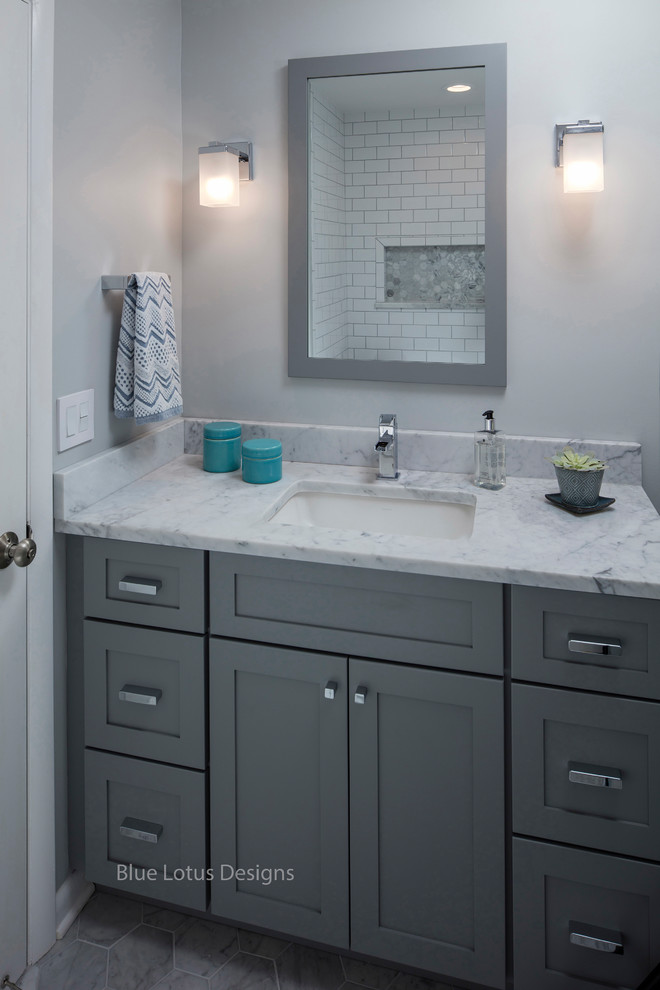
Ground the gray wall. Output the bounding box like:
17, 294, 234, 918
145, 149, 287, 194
52, 0, 183, 887
181, 0, 660, 507
53, 0, 183, 471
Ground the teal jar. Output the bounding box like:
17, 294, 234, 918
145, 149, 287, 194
203, 421, 241, 472
242, 438, 282, 484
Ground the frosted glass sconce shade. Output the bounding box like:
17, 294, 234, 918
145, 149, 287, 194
199, 142, 253, 207
555, 121, 604, 193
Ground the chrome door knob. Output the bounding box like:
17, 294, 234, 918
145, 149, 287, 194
0, 531, 37, 568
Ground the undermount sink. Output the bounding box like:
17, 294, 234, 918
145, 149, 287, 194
266, 484, 476, 540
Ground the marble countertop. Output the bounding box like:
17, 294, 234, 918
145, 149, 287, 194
55, 444, 660, 599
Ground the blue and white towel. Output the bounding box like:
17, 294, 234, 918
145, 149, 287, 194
114, 272, 183, 423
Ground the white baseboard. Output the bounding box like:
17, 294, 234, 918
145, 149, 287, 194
55, 872, 94, 940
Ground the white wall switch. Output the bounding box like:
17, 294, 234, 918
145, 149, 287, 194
57, 389, 95, 452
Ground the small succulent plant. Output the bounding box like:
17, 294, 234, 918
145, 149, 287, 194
548, 446, 607, 472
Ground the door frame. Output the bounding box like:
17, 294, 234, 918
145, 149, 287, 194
25, 0, 56, 965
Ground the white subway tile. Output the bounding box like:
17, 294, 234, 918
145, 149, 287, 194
401, 118, 428, 131
426, 170, 454, 183
365, 133, 390, 147
401, 222, 426, 235
353, 147, 378, 160
413, 183, 439, 196
364, 211, 389, 223
414, 131, 439, 144
376, 197, 402, 209
352, 121, 377, 134
413, 209, 439, 222
377, 119, 403, 132
377, 146, 403, 159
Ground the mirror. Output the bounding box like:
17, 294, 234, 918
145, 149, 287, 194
288, 45, 506, 386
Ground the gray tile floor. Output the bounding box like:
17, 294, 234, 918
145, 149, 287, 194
26, 892, 456, 990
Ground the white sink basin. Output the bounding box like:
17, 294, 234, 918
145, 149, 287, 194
267, 485, 475, 540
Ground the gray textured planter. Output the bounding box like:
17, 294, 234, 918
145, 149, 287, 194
554, 466, 605, 507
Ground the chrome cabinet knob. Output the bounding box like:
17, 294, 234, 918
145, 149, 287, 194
0, 531, 37, 569
324, 681, 338, 700
354, 685, 368, 704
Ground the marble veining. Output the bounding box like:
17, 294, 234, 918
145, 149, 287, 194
54, 453, 660, 600
183, 420, 641, 486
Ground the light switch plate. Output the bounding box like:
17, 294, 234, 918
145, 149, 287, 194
57, 389, 95, 452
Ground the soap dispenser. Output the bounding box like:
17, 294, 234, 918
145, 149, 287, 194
474, 410, 506, 490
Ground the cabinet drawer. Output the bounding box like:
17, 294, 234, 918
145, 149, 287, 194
85, 750, 207, 910
84, 621, 206, 769
512, 684, 660, 861
513, 837, 660, 990
511, 585, 660, 699
210, 552, 502, 674
84, 537, 206, 633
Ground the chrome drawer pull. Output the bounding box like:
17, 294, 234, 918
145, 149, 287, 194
568, 762, 623, 789
324, 681, 337, 700
118, 576, 163, 597
119, 816, 163, 844
118, 684, 162, 707
567, 637, 622, 657
569, 925, 623, 954
354, 685, 368, 705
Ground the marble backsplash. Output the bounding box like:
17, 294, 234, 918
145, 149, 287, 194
54, 416, 641, 522
184, 419, 641, 486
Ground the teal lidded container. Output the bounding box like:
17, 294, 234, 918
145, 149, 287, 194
203, 421, 242, 472
242, 438, 282, 484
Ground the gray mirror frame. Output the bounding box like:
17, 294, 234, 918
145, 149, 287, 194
288, 44, 506, 386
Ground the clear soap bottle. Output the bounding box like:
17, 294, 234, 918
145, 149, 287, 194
474, 410, 506, 490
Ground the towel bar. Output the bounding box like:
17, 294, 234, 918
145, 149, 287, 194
101, 276, 129, 291
101, 275, 171, 291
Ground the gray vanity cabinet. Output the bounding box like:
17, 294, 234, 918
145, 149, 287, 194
511, 585, 660, 990
209, 640, 349, 946
349, 659, 505, 987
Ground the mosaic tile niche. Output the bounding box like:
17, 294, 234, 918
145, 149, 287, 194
384, 245, 485, 309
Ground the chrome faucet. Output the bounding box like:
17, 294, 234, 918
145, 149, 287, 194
374, 413, 398, 479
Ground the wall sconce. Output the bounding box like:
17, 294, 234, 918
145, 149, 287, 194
555, 120, 604, 193
199, 141, 253, 207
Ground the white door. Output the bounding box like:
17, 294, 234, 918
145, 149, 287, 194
0, 0, 31, 979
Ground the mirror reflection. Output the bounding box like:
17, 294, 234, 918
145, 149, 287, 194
309, 67, 486, 366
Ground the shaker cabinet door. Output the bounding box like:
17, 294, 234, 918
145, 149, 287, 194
209, 639, 349, 948
349, 659, 505, 988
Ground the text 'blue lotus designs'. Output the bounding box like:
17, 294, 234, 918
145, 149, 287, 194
114, 272, 183, 423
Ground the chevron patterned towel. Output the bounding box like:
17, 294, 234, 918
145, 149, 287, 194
114, 272, 183, 423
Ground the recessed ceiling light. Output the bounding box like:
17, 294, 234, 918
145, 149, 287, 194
446, 84, 471, 93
